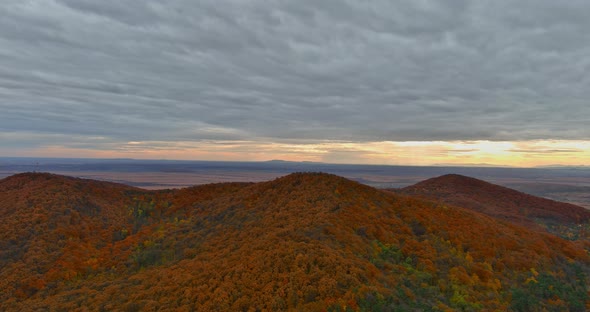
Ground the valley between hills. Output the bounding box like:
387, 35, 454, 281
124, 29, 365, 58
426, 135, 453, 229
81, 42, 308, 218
1, 172, 590, 311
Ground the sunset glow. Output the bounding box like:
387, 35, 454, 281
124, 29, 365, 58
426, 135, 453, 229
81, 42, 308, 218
3, 139, 588, 168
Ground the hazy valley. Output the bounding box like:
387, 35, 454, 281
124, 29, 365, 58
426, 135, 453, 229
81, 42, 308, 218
2, 157, 590, 209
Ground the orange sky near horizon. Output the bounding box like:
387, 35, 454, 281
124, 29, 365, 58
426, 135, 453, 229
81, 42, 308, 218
4, 139, 589, 168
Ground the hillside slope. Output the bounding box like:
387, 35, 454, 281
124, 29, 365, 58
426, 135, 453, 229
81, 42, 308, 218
0, 173, 146, 297
400, 174, 590, 232
1, 172, 589, 311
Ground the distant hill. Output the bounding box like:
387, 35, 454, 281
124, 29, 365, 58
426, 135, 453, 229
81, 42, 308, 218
399, 174, 590, 231
1, 172, 589, 311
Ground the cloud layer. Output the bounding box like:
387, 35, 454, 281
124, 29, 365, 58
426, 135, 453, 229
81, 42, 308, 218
1, 0, 589, 161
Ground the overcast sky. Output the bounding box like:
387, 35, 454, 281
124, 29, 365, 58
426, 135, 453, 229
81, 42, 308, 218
1, 1, 589, 165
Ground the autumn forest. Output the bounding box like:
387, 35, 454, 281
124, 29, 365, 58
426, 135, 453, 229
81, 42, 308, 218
1, 172, 590, 311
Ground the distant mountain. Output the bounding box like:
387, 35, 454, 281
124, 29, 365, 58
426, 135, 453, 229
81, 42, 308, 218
535, 165, 590, 169
431, 163, 515, 168
399, 174, 590, 231
1, 172, 589, 311
264, 159, 322, 164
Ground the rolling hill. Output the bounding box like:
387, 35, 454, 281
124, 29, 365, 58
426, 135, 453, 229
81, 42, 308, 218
399, 174, 590, 238
1, 172, 589, 311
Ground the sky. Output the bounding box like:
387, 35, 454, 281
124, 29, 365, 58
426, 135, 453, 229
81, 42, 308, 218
1, 0, 589, 167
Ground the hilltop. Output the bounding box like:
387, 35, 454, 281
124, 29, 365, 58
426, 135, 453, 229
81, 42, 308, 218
399, 174, 590, 236
1, 172, 589, 311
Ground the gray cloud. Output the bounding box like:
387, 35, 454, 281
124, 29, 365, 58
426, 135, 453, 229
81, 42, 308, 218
1, 0, 589, 151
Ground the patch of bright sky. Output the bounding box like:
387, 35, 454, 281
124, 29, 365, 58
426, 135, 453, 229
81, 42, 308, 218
2, 139, 588, 168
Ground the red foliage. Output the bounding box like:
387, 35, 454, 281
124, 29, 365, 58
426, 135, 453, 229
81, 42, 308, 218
0, 172, 588, 310
400, 174, 590, 228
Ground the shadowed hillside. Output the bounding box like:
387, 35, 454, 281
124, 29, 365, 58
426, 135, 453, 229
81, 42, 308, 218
1, 172, 589, 311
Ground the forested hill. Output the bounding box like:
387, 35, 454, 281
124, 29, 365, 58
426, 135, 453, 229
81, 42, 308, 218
1, 172, 589, 311
399, 174, 590, 238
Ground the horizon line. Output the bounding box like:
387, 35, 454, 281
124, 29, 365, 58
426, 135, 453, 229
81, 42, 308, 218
2, 155, 586, 169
